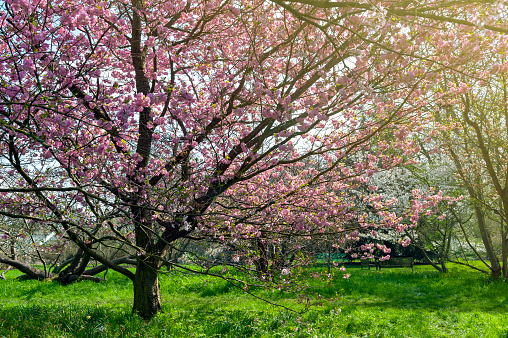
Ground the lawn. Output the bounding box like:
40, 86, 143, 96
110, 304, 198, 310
0, 264, 507, 337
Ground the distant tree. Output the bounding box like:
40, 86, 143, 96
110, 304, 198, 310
431, 56, 508, 277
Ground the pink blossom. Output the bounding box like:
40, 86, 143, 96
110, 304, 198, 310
398, 238, 411, 247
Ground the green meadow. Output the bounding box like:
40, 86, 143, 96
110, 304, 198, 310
1, 264, 507, 337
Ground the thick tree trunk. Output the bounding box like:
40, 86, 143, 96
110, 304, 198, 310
57, 249, 89, 285
132, 261, 162, 319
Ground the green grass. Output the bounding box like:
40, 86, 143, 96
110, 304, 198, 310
1, 264, 508, 337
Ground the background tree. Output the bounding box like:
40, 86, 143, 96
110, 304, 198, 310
431, 70, 508, 277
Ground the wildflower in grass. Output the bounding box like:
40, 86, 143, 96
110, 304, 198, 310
330, 308, 342, 315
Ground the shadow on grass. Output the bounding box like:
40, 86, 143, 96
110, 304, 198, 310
0, 304, 274, 338
0, 304, 143, 338
17, 281, 63, 301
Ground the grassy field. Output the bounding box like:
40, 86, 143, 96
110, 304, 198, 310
1, 264, 508, 337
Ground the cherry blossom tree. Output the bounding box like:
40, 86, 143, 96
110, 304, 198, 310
0, 0, 506, 318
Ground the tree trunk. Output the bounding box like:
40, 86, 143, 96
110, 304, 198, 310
164, 247, 173, 271
83, 256, 136, 276
0, 266, 11, 280
415, 244, 446, 272
501, 233, 508, 278
475, 206, 502, 277
57, 249, 88, 285
0, 256, 53, 280
132, 261, 162, 319
326, 247, 331, 274
500, 199, 508, 278
9, 238, 15, 260
439, 259, 449, 273
254, 238, 268, 277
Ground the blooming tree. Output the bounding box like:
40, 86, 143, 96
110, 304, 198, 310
0, 0, 506, 318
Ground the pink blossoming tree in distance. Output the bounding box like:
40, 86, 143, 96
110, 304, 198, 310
0, 0, 506, 318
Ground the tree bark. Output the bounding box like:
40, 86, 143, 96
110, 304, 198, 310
53, 256, 74, 274
414, 243, 446, 273
9, 237, 15, 260
475, 206, 502, 277
254, 238, 268, 277
500, 199, 508, 278
0, 266, 11, 280
501, 232, 508, 278
83, 256, 137, 276
0, 256, 53, 280
132, 260, 162, 319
